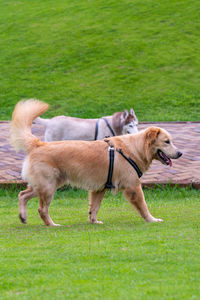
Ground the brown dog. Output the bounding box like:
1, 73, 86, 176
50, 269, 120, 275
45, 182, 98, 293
10, 99, 182, 226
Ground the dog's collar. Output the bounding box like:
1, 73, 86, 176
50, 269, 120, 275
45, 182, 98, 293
104, 142, 143, 189
94, 118, 115, 140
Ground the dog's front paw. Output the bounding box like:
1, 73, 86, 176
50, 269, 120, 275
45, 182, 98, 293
149, 217, 163, 223
50, 223, 61, 226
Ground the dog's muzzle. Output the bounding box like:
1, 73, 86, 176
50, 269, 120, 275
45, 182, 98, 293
157, 149, 182, 167
176, 151, 182, 158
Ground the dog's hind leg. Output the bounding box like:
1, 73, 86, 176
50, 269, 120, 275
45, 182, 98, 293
19, 186, 36, 224
123, 185, 163, 222
89, 190, 106, 224
38, 189, 60, 226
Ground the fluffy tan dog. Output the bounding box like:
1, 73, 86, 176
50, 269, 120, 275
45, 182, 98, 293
10, 99, 182, 226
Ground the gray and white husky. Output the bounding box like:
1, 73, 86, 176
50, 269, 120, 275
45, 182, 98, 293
34, 108, 138, 141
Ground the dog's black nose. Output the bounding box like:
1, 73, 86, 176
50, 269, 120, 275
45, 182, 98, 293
177, 151, 182, 158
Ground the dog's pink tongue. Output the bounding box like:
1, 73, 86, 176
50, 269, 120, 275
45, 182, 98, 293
163, 152, 172, 167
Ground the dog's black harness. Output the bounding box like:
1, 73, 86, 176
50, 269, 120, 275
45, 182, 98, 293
104, 144, 143, 189
105, 146, 115, 189
94, 118, 115, 140
116, 149, 143, 178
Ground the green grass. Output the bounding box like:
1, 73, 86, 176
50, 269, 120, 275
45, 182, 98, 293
0, 186, 200, 299
0, 1, 200, 299
0, 0, 200, 121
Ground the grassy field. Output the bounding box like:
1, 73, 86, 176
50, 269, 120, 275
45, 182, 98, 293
1, 1, 200, 299
0, 186, 199, 299
0, 0, 200, 121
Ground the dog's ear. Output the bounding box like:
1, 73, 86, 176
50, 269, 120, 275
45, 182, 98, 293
121, 110, 129, 121
129, 108, 138, 123
129, 108, 135, 117
146, 127, 161, 146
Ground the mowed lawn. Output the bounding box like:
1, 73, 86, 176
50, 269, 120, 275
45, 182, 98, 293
0, 0, 200, 121
0, 186, 200, 299
0, 0, 200, 299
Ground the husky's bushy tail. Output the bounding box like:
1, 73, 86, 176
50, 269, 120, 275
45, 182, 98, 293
33, 117, 50, 126
10, 99, 49, 153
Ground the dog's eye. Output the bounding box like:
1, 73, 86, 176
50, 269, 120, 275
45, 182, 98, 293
129, 125, 133, 128
165, 140, 170, 144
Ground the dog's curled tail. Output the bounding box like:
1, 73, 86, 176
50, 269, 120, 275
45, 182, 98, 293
10, 99, 49, 153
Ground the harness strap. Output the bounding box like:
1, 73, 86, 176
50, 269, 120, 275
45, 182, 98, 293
102, 118, 115, 137
104, 145, 143, 189
105, 146, 115, 189
94, 118, 115, 140
94, 119, 100, 140
116, 149, 143, 178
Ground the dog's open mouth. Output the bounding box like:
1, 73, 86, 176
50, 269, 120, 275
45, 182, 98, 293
157, 150, 172, 166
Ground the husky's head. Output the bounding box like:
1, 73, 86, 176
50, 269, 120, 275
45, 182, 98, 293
121, 109, 138, 134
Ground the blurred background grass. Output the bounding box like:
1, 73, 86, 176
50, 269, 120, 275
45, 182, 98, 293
0, 0, 200, 121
